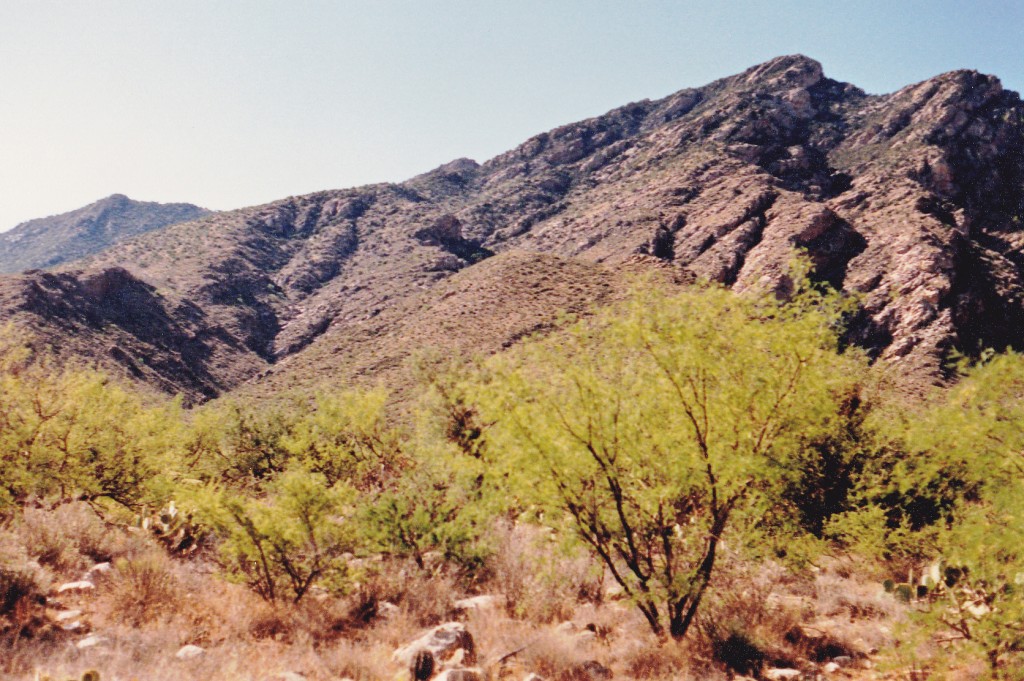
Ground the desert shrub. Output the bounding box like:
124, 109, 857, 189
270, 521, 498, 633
247, 603, 292, 640
518, 632, 589, 681
184, 399, 296, 489
360, 447, 488, 577
699, 557, 797, 635
486, 521, 599, 623
0, 566, 43, 621
776, 387, 878, 538
321, 639, 394, 681
356, 559, 459, 627
621, 640, 691, 680
106, 552, 180, 625
0, 327, 180, 513
834, 353, 1024, 677
17, 503, 139, 574
190, 468, 355, 603
282, 389, 405, 491
474, 279, 867, 638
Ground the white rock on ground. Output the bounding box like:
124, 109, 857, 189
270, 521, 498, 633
435, 669, 483, 681
175, 644, 206, 660
57, 580, 95, 594
764, 670, 803, 681
452, 595, 502, 612
75, 634, 108, 650
55, 609, 83, 622
84, 562, 112, 579
393, 622, 476, 667
275, 673, 307, 681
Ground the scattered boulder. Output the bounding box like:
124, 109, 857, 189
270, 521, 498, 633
275, 673, 308, 681
394, 622, 476, 668
58, 580, 95, 594
452, 594, 502, 613
378, 600, 400, 619
830, 655, 854, 668
764, 670, 803, 681
175, 644, 206, 660
428, 254, 465, 272
415, 215, 464, 245
84, 563, 112, 580
54, 609, 83, 622
75, 634, 108, 650
555, 621, 579, 634
573, 630, 598, 648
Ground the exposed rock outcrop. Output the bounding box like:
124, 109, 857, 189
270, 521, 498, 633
2, 55, 1023, 399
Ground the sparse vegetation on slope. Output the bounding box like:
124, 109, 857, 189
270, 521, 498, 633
3, 57, 1024, 404
4, 275, 1024, 679
0, 194, 209, 274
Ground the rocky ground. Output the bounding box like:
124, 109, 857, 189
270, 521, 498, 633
0, 504, 989, 681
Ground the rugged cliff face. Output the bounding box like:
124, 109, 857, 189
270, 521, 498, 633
1, 55, 1022, 401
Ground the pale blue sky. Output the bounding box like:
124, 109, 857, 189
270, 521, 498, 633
1, 1, 1021, 230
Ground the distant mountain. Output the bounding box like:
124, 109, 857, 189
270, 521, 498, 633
0, 194, 210, 273
2, 55, 1023, 403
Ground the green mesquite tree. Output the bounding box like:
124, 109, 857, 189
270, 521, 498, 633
475, 280, 865, 639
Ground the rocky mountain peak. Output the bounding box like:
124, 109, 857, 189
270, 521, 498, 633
740, 54, 824, 91
0, 195, 211, 274
3, 57, 1024, 402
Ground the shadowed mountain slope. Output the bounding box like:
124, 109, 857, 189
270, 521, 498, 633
0, 194, 210, 274
2, 55, 1023, 401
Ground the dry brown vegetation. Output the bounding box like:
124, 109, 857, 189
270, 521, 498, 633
2, 502, 906, 681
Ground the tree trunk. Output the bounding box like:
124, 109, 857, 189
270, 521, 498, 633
667, 509, 728, 639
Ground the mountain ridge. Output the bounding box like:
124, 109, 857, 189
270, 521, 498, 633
0, 194, 211, 274
2, 55, 1022, 403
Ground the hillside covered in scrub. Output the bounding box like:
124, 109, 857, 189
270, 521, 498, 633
4, 54, 1024, 680
0, 194, 210, 274
5, 274, 1024, 680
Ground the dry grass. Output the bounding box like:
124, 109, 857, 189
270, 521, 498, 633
1, 505, 932, 681
15, 503, 144, 578
487, 521, 602, 624
619, 639, 694, 680
104, 553, 181, 626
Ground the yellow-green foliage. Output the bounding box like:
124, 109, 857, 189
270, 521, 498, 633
11, 278, 1024, 677
189, 467, 355, 603
0, 325, 183, 515
360, 434, 489, 573
281, 388, 404, 490
894, 354, 1024, 677
473, 281, 867, 638
182, 399, 295, 488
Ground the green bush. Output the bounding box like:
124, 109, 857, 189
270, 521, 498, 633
190, 468, 355, 603
473, 279, 867, 638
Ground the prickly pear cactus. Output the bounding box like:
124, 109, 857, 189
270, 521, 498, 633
139, 501, 202, 553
